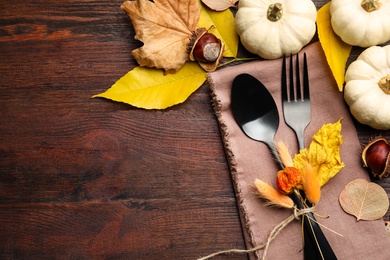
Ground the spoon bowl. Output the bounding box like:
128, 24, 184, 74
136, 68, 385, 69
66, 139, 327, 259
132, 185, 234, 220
231, 73, 279, 150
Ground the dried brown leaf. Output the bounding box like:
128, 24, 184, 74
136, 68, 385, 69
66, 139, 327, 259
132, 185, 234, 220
339, 179, 389, 221
201, 0, 238, 11
121, 0, 201, 74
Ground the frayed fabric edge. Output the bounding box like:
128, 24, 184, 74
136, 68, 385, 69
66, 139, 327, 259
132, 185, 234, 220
206, 74, 259, 260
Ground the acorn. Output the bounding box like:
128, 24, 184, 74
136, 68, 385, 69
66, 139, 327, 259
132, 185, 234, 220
188, 28, 224, 72
362, 137, 390, 179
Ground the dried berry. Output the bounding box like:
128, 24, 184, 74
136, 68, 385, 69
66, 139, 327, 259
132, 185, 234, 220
362, 137, 390, 178
276, 167, 302, 194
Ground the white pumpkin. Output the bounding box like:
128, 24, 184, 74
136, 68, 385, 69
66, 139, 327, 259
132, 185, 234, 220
235, 0, 317, 59
344, 45, 390, 130
330, 0, 390, 47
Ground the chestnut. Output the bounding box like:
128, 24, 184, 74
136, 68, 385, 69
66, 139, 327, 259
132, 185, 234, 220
192, 33, 221, 63
362, 137, 390, 178
188, 28, 224, 72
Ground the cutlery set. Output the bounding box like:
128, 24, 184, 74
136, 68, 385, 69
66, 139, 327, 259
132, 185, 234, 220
231, 54, 337, 259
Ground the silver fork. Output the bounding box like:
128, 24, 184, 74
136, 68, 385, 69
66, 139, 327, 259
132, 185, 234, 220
282, 55, 337, 259
282, 53, 311, 150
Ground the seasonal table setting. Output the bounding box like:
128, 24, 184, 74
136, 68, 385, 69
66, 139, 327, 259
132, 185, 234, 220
1, 0, 390, 259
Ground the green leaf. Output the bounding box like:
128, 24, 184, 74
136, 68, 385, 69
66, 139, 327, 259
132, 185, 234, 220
198, 5, 238, 58
93, 63, 207, 109
317, 2, 352, 91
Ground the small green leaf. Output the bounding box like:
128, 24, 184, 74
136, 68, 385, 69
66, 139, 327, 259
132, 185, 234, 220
93, 63, 207, 109
198, 6, 238, 58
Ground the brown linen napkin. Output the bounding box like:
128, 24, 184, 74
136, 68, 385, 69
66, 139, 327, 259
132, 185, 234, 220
208, 42, 390, 259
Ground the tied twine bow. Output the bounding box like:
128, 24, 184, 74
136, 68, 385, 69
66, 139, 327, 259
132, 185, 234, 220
198, 206, 316, 260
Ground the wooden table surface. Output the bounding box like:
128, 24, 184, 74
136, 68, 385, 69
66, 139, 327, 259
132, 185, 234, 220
1, 0, 389, 259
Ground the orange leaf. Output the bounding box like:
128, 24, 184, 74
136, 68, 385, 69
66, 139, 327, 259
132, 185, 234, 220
339, 179, 389, 221
121, 0, 201, 74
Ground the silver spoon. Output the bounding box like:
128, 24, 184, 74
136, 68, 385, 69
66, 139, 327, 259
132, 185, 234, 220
231, 73, 337, 260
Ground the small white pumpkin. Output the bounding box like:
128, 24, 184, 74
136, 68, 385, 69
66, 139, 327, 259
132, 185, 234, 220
235, 0, 317, 59
344, 45, 390, 130
330, 0, 390, 47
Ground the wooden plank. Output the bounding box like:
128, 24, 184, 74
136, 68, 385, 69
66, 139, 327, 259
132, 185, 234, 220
0, 201, 245, 259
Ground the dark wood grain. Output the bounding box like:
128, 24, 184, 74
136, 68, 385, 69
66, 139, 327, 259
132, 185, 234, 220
1, 0, 389, 259
0, 1, 245, 259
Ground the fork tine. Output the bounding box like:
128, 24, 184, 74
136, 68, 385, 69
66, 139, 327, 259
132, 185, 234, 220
282, 55, 288, 101
303, 53, 310, 100
289, 54, 294, 101
295, 54, 301, 101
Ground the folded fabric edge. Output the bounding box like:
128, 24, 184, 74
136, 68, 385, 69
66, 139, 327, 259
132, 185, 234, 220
207, 75, 259, 260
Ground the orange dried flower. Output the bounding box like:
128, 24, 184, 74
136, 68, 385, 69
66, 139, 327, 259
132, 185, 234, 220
277, 167, 303, 194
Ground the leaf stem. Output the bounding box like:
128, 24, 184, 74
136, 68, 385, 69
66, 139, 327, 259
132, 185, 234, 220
218, 57, 259, 68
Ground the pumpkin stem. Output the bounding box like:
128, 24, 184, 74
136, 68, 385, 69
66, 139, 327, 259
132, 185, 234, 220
267, 3, 283, 22
361, 0, 382, 12
378, 75, 390, 94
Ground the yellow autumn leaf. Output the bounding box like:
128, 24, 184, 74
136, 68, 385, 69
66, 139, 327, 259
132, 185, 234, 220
317, 2, 352, 91
293, 119, 345, 187
92, 62, 206, 109
198, 5, 238, 58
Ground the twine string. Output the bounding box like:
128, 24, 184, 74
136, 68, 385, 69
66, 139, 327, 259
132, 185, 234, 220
197, 206, 315, 260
